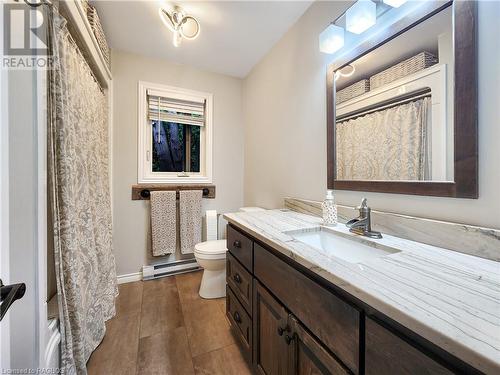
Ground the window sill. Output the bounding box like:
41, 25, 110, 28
138, 176, 212, 184
131, 183, 216, 200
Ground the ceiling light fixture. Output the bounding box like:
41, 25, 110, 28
159, 5, 200, 47
319, 0, 424, 55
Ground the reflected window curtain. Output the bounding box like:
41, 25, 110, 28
47, 9, 117, 375
336, 97, 431, 180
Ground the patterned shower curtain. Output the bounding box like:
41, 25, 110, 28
336, 97, 431, 181
47, 10, 117, 375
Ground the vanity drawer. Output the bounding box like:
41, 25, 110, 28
254, 243, 361, 374
365, 317, 453, 374
226, 252, 253, 315
226, 285, 252, 363
227, 225, 253, 271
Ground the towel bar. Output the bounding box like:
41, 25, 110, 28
139, 188, 209, 199
131, 184, 216, 200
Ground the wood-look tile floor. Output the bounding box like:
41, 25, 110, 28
87, 270, 252, 375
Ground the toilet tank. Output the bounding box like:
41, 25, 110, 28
239, 207, 265, 212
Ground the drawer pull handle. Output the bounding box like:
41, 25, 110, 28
233, 311, 242, 323
233, 273, 242, 284
233, 240, 242, 248
285, 334, 294, 345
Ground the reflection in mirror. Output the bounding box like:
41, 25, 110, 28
334, 7, 453, 182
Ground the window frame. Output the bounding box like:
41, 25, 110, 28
138, 81, 213, 184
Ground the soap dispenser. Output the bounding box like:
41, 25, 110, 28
322, 189, 337, 226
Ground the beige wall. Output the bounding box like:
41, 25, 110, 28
243, 1, 500, 229
112, 50, 244, 276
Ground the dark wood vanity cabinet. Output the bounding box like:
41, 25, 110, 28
225, 224, 475, 375
254, 242, 360, 373
226, 225, 353, 374
253, 280, 347, 375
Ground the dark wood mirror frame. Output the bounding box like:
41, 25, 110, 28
327, 0, 478, 198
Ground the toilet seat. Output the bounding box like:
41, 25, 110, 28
194, 239, 227, 259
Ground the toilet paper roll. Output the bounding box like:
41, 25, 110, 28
206, 210, 218, 241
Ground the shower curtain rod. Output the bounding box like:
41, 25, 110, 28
336, 88, 432, 123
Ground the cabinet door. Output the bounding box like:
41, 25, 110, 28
289, 315, 349, 375
254, 243, 360, 373
253, 280, 291, 375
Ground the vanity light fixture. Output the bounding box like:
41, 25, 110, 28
319, 23, 345, 54
382, 0, 408, 8
159, 5, 200, 47
346, 0, 377, 35
334, 64, 355, 81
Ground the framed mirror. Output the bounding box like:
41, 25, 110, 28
327, 0, 477, 198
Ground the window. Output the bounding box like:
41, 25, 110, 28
138, 82, 213, 183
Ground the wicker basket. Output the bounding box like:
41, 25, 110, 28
85, 3, 111, 69
369, 51, 437, 89
336, 79, 370, 104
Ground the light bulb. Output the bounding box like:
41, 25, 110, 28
319, 24, 345, 54
346, 0, 377, 35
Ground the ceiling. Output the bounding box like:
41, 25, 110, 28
92, 0, 313, 78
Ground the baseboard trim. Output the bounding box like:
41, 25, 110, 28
117, 272, 142, 284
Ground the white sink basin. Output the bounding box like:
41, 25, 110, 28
289, 227, 400, 264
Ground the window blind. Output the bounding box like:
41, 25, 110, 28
147, 89, 205, 127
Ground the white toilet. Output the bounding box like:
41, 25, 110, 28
194, 207, 264, 299
194, 239, 227, 299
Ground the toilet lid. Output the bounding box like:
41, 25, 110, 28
194, 240, 227, 255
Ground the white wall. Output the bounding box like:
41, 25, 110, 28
7, 69, 39, 369
243, 0, 500, 229
0, 3, 9, 365
112, 50, 244, 276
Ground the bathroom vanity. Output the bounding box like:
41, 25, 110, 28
224, 210, 499, 375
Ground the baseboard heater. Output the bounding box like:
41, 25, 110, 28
142, 258, 201, 280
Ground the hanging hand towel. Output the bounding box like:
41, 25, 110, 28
150, 191, 177, 256
179, 190, 203, 254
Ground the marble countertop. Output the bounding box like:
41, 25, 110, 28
223, 209, 500, 374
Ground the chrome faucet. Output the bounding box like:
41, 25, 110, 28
346, 198, 382, 239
